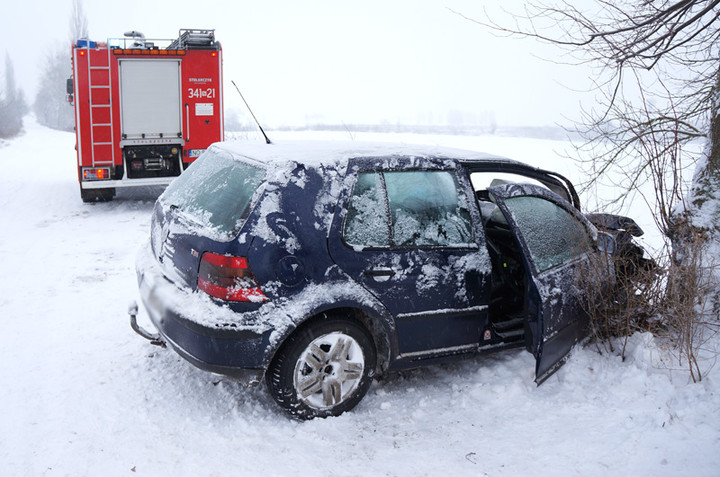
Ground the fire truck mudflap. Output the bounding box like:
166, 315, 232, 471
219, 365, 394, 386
69, 29, 223, 202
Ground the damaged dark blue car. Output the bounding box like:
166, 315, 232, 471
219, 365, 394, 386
131, 141, 648, 419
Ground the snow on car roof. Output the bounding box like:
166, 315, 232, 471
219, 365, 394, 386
211, 139, 518, 169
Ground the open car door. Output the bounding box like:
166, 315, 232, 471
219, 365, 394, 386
488, 183, 598, 383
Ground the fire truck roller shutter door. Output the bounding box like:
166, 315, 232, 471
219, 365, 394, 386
119, 60, 182, 139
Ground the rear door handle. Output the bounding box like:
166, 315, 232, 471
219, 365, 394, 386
364, 267, 396, 281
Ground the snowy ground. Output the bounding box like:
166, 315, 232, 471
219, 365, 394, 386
1, 119, 718, 476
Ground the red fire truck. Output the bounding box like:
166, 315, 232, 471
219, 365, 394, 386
69, 29, 224, 202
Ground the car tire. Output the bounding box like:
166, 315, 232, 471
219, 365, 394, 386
266, 315, 376, 419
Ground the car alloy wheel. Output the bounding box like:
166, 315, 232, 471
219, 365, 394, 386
294, 331, 365, 409
266, 316, 376, 419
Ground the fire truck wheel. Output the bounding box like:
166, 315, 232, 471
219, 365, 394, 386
81, 188, 116, 203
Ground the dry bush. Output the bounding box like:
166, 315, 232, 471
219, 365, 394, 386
577, 236, 663, 359
578, 223, 720, 381
664, 220, 720, 382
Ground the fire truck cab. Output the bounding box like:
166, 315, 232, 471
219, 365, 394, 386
69, 29, 223, 202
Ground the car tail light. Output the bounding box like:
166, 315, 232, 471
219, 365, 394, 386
197, 252, 267, 302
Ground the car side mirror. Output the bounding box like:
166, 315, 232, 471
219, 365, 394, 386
596, 231, 615, 254
66, 78, 73, 95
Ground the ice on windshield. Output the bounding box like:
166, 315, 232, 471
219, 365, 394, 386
161, 151, 265, 237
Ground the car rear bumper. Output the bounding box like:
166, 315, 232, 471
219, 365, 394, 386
82, 177, 177, 189
135, 243, 271, 385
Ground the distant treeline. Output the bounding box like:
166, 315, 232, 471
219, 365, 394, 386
226, 123, 581, 141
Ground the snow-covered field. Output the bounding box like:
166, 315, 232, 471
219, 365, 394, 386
1, 119, 718, 476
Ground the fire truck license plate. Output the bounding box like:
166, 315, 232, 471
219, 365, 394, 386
189, 149, 206, 158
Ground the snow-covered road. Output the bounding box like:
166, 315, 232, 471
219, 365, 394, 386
1, 120, 718, 476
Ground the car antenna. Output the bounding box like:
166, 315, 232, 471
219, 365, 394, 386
231, 80, 272, 144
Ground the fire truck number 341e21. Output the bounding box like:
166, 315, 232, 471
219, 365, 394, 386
69, 29, 224, 203
188, 88, 216, 99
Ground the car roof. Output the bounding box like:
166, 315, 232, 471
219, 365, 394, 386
210, 139, 581, 210
211, 139, 522, 170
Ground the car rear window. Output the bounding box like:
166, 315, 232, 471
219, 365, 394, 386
161, 150, 265, 236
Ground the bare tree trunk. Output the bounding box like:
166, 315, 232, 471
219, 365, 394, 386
669, 66, 720, 246
664, 67, 720, 381
694, 68, 720, 218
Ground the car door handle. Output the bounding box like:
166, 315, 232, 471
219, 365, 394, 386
363, 267, 396, 278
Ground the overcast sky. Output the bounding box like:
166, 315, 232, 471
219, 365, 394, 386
2, 0, 596, 128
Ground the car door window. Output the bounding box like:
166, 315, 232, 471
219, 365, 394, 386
503, 196, 592, 272
384, 171, 472, 247
343, 172, 391, 247
343, 170, 473, 248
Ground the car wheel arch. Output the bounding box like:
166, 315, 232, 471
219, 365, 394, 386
264, 312, 378, 419
263, 305, 393, 378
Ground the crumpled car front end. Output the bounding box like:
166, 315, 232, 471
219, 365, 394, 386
587, 213, 657, 280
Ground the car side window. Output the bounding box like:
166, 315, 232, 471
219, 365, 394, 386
503, 196, 592, 272
344, 172, 391, 247
344, 170, 473, 248
384, 171, 472, 247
